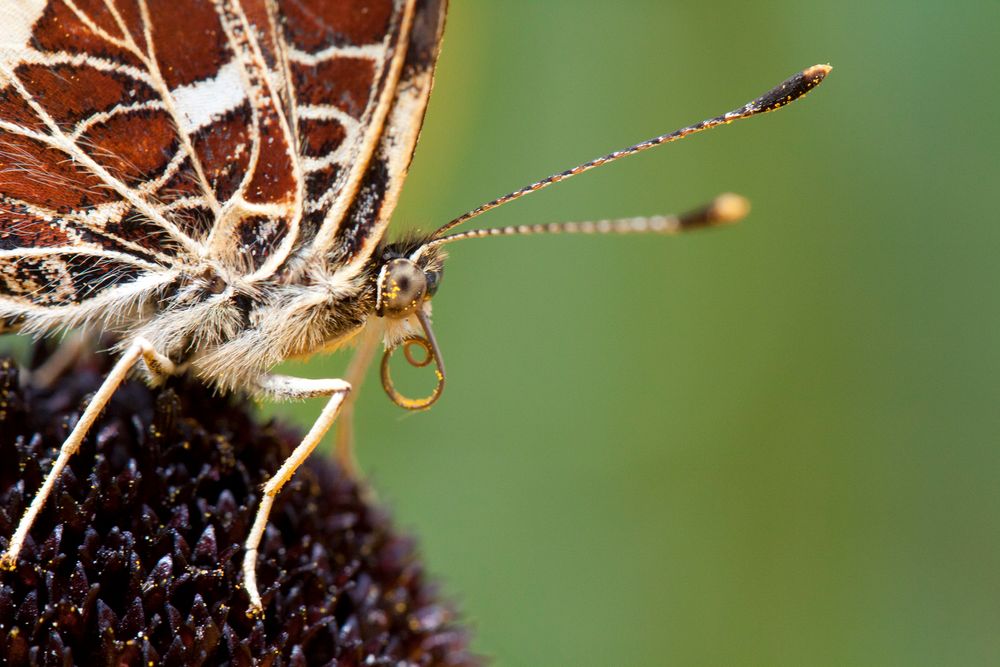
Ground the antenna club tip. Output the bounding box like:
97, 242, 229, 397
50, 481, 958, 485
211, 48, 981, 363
710, 193, 751, 224
803, 64, 832, 81
752, 63, 832, 114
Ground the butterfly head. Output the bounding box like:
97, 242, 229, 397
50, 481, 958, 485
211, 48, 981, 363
374, 243, 444, 321
373, 237, 447, 411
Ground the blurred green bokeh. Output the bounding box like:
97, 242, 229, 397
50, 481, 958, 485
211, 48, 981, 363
8, 1, 1000, 664
316, 2, 998, 664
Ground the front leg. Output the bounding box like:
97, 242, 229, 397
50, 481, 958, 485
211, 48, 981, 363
2, 338, 174, 569
243, 374, 351, 614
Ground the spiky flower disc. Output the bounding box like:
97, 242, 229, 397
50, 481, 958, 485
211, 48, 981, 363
0, 347, 476, 666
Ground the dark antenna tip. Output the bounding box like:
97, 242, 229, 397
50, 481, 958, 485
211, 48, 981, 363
752, 64, 832, 114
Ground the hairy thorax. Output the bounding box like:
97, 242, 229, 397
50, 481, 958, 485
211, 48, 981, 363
129, 259, 378, 395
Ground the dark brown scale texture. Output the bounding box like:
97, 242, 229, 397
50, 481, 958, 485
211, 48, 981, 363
193, 105, 255, 203
65, 256, 145, 302
0, 345, 478, 666
278, 0, 394, 50
305, 165, 342, 206
244, 103, 298, 205
0, 133, 119, 212
143, 0, 229, 90
0, 85, 46, 133
16, 63, 157, 128
81, 109, 180, 186
235, 215, 290, 271
0, 207, 72, 250
291, 57, 378, 117
333, 159, 389, 263
32, 1, 144, 69
298, 118, 348, 159
405, 0, 448, 75
103, 207, 173, 255
0, 254, 144, 306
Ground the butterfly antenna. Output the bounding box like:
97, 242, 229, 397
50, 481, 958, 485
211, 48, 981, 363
428, 64, 830, 242
422, 193, 750, 250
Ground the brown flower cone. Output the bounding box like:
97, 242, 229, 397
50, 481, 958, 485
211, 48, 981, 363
0, 344, 478, 666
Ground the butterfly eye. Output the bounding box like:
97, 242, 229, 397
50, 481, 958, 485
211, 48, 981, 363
379, 259, 428, 319
425, 269, 442, 297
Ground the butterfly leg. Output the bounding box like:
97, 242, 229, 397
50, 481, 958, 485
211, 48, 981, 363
1, 337, 174, 569
333, 324, 381, 477
244, 375, 351, 614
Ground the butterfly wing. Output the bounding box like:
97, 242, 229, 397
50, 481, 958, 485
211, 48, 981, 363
288, 0, 449, 270
0, 0, 445, 331
0, 0, 303, 328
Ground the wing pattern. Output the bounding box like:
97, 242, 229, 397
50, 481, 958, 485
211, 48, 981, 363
320, 0, 447, 271
274, 0, 442, 270
0, 0, 446, 327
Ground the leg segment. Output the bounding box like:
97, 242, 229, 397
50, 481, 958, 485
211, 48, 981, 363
243, 375, 351, 614
1, 338, 174, 569
333, 324, 381, 476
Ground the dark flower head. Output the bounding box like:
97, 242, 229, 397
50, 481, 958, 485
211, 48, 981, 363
0, 344, 477, 666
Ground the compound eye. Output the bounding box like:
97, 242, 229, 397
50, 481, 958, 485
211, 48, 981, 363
380, 258, 428, 318
425, 269, 442, 297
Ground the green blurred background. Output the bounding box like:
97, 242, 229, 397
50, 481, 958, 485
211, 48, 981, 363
10, 1, 1000, 664
284, 1, 999, 664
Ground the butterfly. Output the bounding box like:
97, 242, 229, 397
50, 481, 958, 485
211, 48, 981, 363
0, 0, 828, 614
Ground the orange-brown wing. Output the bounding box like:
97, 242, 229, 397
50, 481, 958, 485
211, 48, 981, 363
0, 0, 315, 325
0, 0, 442, 326
283, 0, 448, 270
